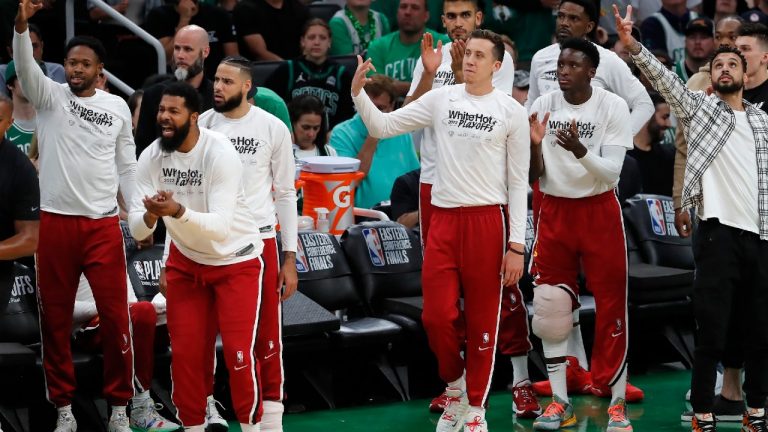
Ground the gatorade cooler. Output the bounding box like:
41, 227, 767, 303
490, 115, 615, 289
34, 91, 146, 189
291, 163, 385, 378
299, 156, 364, 235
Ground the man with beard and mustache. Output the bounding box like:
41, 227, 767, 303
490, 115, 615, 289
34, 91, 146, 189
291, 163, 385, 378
525, 0, 651, 405
198, 56, 298, 432
12, 0, 139, 430
629, 92, 675, 196
135, 24, 214, 156
616, 5, 768, 432
129, 81, 265, 432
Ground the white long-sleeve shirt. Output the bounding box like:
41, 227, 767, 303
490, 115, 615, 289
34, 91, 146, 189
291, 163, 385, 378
353, 84, 530, 244
525, 42, 653, 136
530, 87, 632, 198
128, 128, 263, 266
407, 43, 515, 185
13, 29, 137, 218
199, 106, 298, 252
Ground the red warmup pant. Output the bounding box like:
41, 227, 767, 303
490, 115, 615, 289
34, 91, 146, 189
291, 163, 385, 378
421, 205, 506, 407
37, 212, 134, 407
76, 302, 157, 392
255, 237, 283, 402
419, 182, 435, 249
165, 244, 263, 426
531, 191, 628, 388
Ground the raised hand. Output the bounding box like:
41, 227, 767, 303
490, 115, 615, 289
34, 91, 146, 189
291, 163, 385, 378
352, 55, 376, 97
529, 112, 550, 146
613, 4, 636, 50
420, 32, 443, 75
449, 38, 466, 79
15, 0, 44, 30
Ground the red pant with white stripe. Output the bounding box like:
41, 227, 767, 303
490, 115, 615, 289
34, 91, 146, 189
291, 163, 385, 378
75, 302, 157, 393
165, 244, 263, 426
419, 182, 435, 249
531, 191, 628, 388
255, 237, 284, 402
421, 205, 506, 407
37, 212, 134, 407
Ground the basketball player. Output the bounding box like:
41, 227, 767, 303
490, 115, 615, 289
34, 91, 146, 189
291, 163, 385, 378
527, 37, 632, 431
352, 29, 529, 432
129, 82, 264, 432
199, 56, 298, 431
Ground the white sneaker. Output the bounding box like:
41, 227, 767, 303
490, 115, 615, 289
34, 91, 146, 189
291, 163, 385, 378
464, 409, 488, 432
205, 396, 228, 432
130, 396, 181, 431
53, 410, 77, 432
108, 409, 132, 432
260, 401, 284, 431
436, 387, 469, 432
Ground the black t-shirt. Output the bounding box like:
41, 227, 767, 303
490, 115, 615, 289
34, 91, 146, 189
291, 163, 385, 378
744, 78, 768, 113
390, 169, 420, 222
618, 154, 642, 204
144, 3, 236, 78
629, 142, 675, 197
0, 139, 39, 289
233, 0, 310, 60
264, 57, 354, 129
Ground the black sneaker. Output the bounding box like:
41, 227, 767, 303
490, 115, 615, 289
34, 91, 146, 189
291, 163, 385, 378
680, 396, 744, 423
743, 412, 768, 432
691, 416, 716, 431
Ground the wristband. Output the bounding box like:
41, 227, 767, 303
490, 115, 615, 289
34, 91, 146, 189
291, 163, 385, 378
172, 203, 184, 219
508, 245, 525, 256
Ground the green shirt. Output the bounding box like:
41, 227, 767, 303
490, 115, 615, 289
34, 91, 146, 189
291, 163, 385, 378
329, 9, 391, 56
253, 87, 292, 130
5, 120, 34, 156
483, 4, 555, 63
366, 29, 450, 82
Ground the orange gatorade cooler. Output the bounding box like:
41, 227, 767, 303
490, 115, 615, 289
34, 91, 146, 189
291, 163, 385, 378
299, 156, 364, 235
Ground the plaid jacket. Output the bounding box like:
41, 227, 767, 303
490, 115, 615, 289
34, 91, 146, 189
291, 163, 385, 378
632, 45, 768, 240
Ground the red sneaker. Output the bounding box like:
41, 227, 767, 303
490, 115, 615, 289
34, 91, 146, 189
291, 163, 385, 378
511, 382, 542, 419
430, 391, 450, 413
590, 382, 645, 403
531, 357, 593, 396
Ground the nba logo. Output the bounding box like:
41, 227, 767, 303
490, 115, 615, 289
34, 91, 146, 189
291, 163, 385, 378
646, 198, 666, 236
237, 351, 244, 364
295, 240, 309, 273
363, 228, 386, 267
133, 261, 146, 280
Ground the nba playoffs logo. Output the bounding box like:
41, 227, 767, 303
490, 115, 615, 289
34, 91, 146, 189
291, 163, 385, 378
295, 241, 309, 273
646, 198, 666, 236
362, 228, 386, 267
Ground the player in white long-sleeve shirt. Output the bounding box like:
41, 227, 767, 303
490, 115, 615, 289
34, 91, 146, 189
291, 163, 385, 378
128, 82, 264, 432
527, 38, 633, 432
404, 0, 540, 419
198, 56, 298, 432
353, 29, 529, 432
12, 1, 137, 431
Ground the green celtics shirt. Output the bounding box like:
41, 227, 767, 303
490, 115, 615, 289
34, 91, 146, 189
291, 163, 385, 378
366, 28, 450, 83
5, 119, 34, 156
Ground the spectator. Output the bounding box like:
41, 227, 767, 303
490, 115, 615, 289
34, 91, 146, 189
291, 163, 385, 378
3, 61, 37, 155
371, 0, 445, 33
265, 18, 354, 129
488, 0, 556, 66
629, 92, 675, 196
366, 0, 450, 96
329, 0, 391, 56
127, 89, 143, 134
389, 168, 420, 228
512, 69, 529, 105
135, 25, 215, 156
289, 94, 337, 158
330, 75, 419, 209
0, 94, 39, 310
715, 14, 743, 46
0, 23, 65, 96
640, 0, 700, 62
72, 275, 179, 431
742, 0, 768, 25
703, 0, 748, 23
144, 0, 238, 78
13, 0, 139, 429
675, 17, 715, 81
252, 86, 292, 130
233, 0, 311, 60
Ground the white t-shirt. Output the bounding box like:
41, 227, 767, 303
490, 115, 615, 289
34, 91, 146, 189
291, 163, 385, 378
526, 42, 653, 136
700, 110, 760, 234
12, 29, 137, 218
129, 128, 263, 266
353, 84, 530, 244
530, 87, 633, 198
408, 42, 516, 185
293, 144, 337, 159
199, 106, 298, 252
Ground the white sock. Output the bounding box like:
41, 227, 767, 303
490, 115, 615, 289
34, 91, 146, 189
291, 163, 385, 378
57, 405, 73, 416
510, 356, 530, 387
611, 368, 627, 401
133, 390, 150, 402
567, 309, 589, 370
448, 371, 466, 392
111, 406, 127, 417
543, 338, 569, 403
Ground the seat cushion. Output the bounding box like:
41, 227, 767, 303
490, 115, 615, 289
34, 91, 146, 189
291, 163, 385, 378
0, 343, 35, 367
331, 317, 401, 347
628, 263, 694, 303
380, 296, 423, 321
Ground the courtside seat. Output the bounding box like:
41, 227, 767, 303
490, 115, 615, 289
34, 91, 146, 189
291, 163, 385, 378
623, 194, 695, 269
308, 3, 341, 22
126, 243, 165, 301
251, 61, 285, 88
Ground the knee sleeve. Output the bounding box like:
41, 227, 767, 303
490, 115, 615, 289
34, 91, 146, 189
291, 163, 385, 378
532, 284, 573, 343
